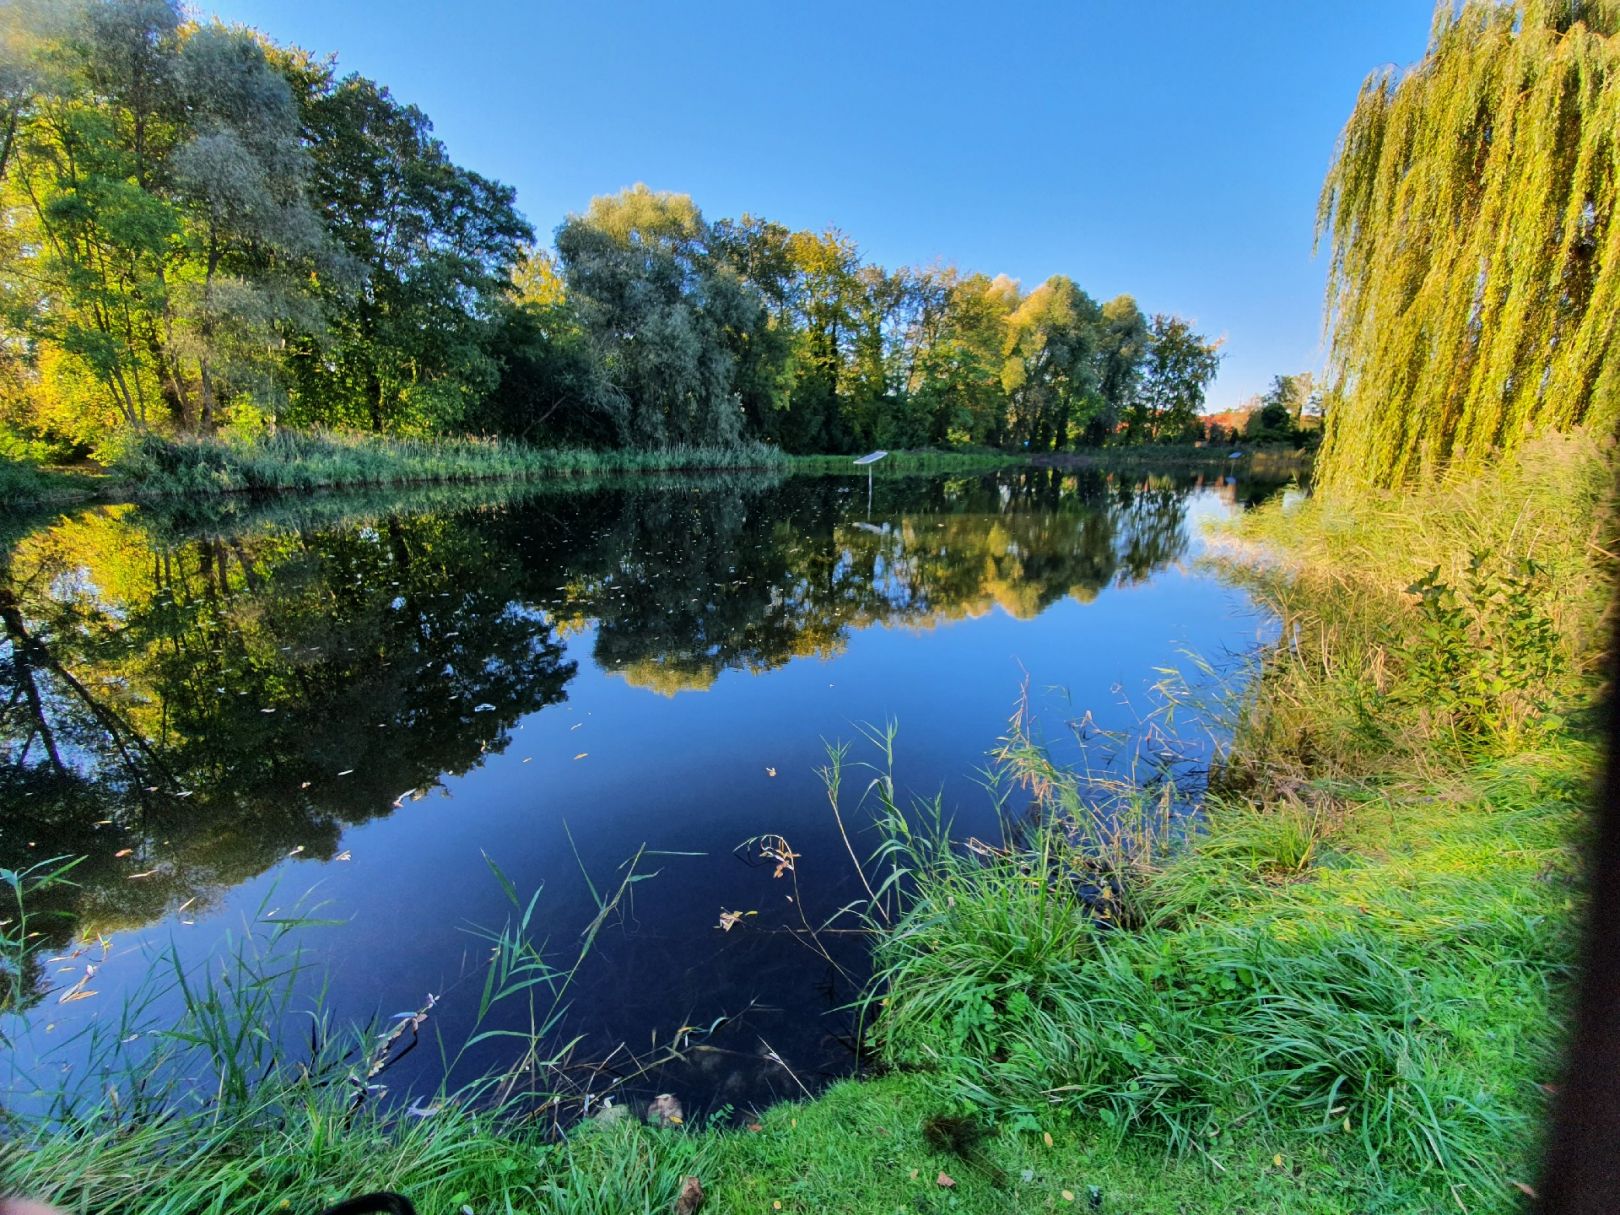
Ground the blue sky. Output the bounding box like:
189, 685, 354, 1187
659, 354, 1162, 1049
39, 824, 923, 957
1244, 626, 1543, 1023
205, 1, 1432, 407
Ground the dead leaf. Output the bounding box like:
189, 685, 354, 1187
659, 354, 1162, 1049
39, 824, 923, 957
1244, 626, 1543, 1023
335, 851, 352, 862
717, 909, 757, 932
1061, 1190, 1075, 1203
573, 752, 588, 760
114, 849, 133, 858
936, 1172, 955, 1189
127, 869, 157, 879
746, 1121, 763, 1133
59, 990, 98, 1003
1512, 1182, 1538, 1199
1043, 1131, 1054, 1147
765, 766, 777, 777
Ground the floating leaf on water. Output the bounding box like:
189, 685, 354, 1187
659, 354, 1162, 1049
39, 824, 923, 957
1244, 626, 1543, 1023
288, 846, 304, 857
337, 769, 354, 776
473, 703, 496, 713
765, 766, 777, 777
335, 851, 352, 862
573, 752, 588, 760
717, 909, 758, 932
59, 990, 98, 1004
114, 849, 133, 858
127, 870, 157, 879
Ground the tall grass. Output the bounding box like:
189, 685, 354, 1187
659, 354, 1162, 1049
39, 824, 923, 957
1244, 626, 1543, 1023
107, 430, 788, 496
1211, 430, 1612, 783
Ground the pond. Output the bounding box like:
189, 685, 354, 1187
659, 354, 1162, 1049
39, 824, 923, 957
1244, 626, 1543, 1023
1, 466, 1282, 1121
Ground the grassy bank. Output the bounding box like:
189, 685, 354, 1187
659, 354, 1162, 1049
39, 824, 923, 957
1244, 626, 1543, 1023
2, 438, 1609, 1214
1034, 442, 1313, 479
786, 448, 1022, 474
112, 432, 791, 496
1, 436, 1027, 509
0, 433, 792, 508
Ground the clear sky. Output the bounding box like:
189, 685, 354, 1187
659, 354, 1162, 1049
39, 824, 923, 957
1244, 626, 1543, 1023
202, 0, 1433, 408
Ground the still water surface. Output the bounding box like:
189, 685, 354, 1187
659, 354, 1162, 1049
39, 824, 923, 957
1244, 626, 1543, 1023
1, 467, 1281, 1116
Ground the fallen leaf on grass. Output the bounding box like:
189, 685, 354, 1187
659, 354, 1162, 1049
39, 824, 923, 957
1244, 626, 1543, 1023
936, 1172, 955, 1189
1061, 1190, 1074, 1203
1043, 1131, 1053, 1147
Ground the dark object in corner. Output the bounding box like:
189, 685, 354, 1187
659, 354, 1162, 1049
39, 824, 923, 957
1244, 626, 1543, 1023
1535, 504, 1620, 1214
318, 1195, 418, 1215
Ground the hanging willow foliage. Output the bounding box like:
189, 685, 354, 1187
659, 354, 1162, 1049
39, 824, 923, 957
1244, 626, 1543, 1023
1315, 0, 1620, 489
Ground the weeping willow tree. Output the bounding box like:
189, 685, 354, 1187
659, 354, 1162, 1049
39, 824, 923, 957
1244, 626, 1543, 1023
1315, 0, 1620, 489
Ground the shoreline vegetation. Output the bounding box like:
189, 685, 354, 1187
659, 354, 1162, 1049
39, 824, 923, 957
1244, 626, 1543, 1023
0, 432, 1297, 511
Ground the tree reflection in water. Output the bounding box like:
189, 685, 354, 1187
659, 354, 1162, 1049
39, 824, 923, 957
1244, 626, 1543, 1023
0, 467, 1261, 1013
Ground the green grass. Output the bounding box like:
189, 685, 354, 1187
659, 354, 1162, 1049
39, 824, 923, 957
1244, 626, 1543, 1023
109, 430, 789, 495
785, 448, 1022, 474
1, 432, 795, 510
2, 434, 1608, 1214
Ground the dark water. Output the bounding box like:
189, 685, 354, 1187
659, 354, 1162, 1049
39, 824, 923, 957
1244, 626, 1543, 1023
1, 467, 1281, 1118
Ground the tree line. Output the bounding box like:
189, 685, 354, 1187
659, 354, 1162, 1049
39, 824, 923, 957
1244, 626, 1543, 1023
0, 0, 1224, 459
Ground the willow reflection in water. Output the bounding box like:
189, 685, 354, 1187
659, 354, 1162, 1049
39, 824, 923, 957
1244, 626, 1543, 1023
1, 468, 1272, 1109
